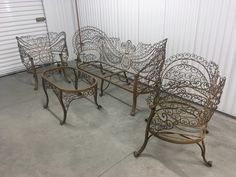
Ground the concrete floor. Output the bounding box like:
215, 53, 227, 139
0, 70, 236, 177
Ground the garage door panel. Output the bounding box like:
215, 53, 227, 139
0, 0, 48, 76
0, 23, 46, 34
0, 15, 44, 23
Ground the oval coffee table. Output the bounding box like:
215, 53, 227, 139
42, 66, 102, 125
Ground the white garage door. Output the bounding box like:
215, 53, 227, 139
0, 0, 48, 76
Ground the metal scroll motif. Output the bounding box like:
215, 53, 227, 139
72, 26, 167, 74
109, 38, 136, 54
121, 40, 136, 54
64, 74, 96, 109
61, 89, 95, 110
134, 53, 226, 166
16, 32, 68, 71
138, 49, 166, 86
147, 53, 226, 133
43, 79, 61, 100
43, 67, 98, 112
78, 71, 96, 85
121, 55, 132, 70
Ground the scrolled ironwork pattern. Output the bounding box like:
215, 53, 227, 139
17, 32, 68, 68
134, 53, 226, 166
42, 66, 101, 125
16, 32, 68, 90
73, 26, 167, 116
73, 26, 167, 75
148, 53, 226, 128
61, 89, 96, 110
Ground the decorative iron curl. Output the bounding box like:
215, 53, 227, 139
73, 26, 167, 77
148, 53, 226, 132
16, 31, 68, 70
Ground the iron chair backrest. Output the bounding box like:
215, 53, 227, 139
73, 26, 167, 85
135, 55, 226, 167
16, 32, 68, 71
73, 26, 105, 63
148, 53, 226, 129
100, 36, 167, 75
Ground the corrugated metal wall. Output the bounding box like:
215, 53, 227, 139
75, 0, 236, 116
0, 0, 48, 76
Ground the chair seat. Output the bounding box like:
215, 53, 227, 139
151, 130, 203, 144
148, 92, 206, 144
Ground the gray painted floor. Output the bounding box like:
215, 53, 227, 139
0, 70, 236, 177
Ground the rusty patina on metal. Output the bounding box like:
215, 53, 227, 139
41, 66, 101, 125
16, 32, 68, 90
134, 53, 226, 167
73, 26, 167, 116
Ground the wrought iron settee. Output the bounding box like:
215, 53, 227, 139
134, 53, 226, 166
16, 32, 68, 90
73, 26, 167, 115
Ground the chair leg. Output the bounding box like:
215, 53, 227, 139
42, 79, 49, 108
131, 75, 138, 116
134, 109, 155, 157
29, 58, 38, 90
123, 71, 130, 85
196, 140, 212, 167
99, 79, 104, 97
130, 93, 137, 116
33, 72, 38, 90
205, 124, 209, 134
62, 67, 70, 83
94, 87, 102, 109
134, 131, 152, 157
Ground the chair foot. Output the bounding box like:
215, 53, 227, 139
134, 133, 152, 158
33, 81, 38, 90
133, 151, 140, 158
33, 73, 38, 90
130, 112, 135, 116
205, 160, 213, 167
131, 95, 137, 116
60, 120, 65, 125
60, 113, 67, 125
197, 140, 212, 167
94, 93, 102, 109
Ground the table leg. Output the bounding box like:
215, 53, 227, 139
94, 87, 102, 109
29, 57, 38, 90
58, 91, 68, 125
42, 79, 49, 108
131, 75, 139, 116
123, 71, 130, 85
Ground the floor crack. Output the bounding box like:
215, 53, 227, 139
97, 152, 133, 177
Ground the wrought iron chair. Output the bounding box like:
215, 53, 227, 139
73, 26, 167, 115
134, 53, 226, 167
16, 32, 68, 90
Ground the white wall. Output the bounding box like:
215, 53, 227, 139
43, 0, 236, 116
42, 0, 77, 59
